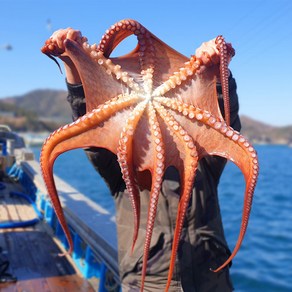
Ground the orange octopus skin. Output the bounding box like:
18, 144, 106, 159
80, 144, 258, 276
40, 19, 258, 291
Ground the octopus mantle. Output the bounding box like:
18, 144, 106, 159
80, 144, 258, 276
40, 19, 258, 291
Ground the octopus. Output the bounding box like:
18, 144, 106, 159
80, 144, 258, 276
40, 19, 258, 291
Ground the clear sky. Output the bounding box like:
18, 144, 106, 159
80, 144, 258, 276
0, 0, 291, 126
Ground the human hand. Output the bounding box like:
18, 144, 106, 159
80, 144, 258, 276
42, 28, 84, 56
41, 28, 86, 84
195, 38, 220, 66
196, 37, 234, 65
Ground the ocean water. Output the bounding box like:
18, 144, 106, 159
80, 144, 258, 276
219, 145, 292, 291
32, 145, 292, 291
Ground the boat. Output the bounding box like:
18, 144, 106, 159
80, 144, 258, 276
0, 125, 120, 291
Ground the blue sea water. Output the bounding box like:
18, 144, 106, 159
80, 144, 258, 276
32, 145, 292, 291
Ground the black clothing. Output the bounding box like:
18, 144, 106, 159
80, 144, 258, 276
66, 73, 240, 291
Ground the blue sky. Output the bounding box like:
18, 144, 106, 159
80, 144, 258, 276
0, 0, 291, 126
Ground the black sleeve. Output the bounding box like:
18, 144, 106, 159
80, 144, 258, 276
66, 82, 86, 121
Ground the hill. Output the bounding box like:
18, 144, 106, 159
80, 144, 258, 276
0, 89, 71, 132
240, 115, 292, 145
1, 89, 292, 144
1, 89, 71, 123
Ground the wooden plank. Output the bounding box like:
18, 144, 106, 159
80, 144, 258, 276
0, 181, 40, 231
0, 181, 94, 292
0, 230, 94, 291
0, 275, 94, 292
46, 275, 94, 292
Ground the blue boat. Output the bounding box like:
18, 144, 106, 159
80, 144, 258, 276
0, 125, 120, 291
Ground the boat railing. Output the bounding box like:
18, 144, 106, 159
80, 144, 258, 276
7, 155, 120, 291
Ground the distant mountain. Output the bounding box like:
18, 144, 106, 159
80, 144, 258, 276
0, 89, 73, 132
240, 115, 292, 145
1, 89, 292, 144
1, 89, 71, 123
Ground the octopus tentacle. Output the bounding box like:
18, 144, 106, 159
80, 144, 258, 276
154, 36, 235, 126
152, 55, 203, 97
98, 19, 157, 83
140, 102, 165, 291
117, 100, 148, 252
40, 160, 73, 256
154, 102, 198, 290
98, 19, 143, 57
215, 35, 235, 126
211, 140, 258, 272
157, 97, 259, 272
40, 94, 140, 254
137, 30, 156, 74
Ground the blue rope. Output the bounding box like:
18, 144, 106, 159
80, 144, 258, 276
0, 191, 43, 229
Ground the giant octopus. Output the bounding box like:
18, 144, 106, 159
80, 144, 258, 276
40, 19, 258, 291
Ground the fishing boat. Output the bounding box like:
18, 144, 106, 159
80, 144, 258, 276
0, 125, 120, 291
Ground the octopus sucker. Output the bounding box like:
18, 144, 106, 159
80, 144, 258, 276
40, 19, 259, 291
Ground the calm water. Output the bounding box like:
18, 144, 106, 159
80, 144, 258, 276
32, 145, 292, 291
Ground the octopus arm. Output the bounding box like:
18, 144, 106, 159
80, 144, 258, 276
158, 97, 259, 272
40, 157, 73, 255
40, 94, 139, 254
210, 141, 258, 272
117, 100, 149, 253
139, 103, 166, 291
154, 102, 199, 290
